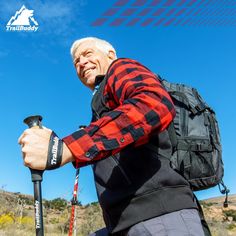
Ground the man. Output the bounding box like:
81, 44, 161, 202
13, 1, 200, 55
19, 37, 205, 236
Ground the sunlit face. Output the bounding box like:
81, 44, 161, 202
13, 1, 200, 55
73, 41, 115, 90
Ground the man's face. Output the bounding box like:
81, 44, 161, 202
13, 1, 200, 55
73, 41, 114, 90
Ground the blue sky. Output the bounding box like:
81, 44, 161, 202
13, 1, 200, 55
0, 0, 236, 205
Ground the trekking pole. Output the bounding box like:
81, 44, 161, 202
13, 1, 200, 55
23, 115, 44, 236
68, 168, 80, 236
68, 125, 85, 236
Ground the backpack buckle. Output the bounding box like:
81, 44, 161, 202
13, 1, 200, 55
195, 103, 206, 112
196, 143, 202, 151
190, 107, 198, 115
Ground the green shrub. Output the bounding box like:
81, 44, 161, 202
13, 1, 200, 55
50, 217, 59, 224
18, 195, 34, 205
227, 223, 236, 230
44, 198, 68, 211
223, 209, 236, 221
200, 201, 215, 207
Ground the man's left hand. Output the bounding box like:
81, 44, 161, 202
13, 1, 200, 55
18, 128, 52, 170
18, 127, 75, 170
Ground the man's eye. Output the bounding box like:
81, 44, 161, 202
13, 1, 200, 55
74, 58, 80, 65
86, 51, 93, 57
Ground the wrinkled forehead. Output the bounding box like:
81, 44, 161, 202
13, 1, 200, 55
74, 40, 97, 58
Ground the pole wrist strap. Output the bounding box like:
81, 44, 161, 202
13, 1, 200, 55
46, 131, 63, 170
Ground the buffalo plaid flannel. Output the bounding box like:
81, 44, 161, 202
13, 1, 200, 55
63, 58, 176, 167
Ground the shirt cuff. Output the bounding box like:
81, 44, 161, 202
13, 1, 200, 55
62, 129, 98, 167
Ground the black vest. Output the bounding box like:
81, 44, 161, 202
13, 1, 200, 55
91, 75, 197, 234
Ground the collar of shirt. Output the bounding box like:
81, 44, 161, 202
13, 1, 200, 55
93, 75, 105, 96
94, 75, 105, 86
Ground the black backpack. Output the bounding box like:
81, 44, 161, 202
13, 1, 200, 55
158, 78, 229, 206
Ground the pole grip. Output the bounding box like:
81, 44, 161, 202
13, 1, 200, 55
23, 115, 44, 182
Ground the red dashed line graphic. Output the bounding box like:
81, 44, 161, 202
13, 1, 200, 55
92, 0, 236, 27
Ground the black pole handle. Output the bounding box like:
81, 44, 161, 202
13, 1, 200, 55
23, 115, 44, 182
24, 115, 43, 129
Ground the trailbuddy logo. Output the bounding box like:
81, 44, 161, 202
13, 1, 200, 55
6, 5, 38, 32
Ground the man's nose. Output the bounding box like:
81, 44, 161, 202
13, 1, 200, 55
75, 56, 88, 76
79, 55, 88, 66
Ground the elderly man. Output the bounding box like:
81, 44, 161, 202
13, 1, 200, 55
19, 37, 206, 236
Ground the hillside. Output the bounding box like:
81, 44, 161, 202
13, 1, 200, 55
0, 190, 236, 236
200, 194, 236, 236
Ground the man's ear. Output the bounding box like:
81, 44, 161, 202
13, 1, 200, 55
108, 50, 116, 60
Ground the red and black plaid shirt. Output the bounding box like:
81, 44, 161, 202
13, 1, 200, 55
63, 58, 176, 167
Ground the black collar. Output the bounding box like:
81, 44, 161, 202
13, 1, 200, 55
94, 75, 105, 87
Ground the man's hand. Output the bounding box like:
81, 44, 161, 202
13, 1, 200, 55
18, 128, 75, 170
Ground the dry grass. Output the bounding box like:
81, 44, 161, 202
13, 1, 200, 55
0, 190, 236, 235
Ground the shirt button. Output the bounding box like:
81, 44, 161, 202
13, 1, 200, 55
120, 138, 125, 143
85, 152, 90, 157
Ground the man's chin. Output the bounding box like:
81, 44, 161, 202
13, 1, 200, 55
84, 76, 96, 87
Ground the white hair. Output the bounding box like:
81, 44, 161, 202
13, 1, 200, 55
70, 37, 117, 60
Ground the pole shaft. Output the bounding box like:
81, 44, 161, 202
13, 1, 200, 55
33, 180, 44, 236
24, 115, 45, 236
